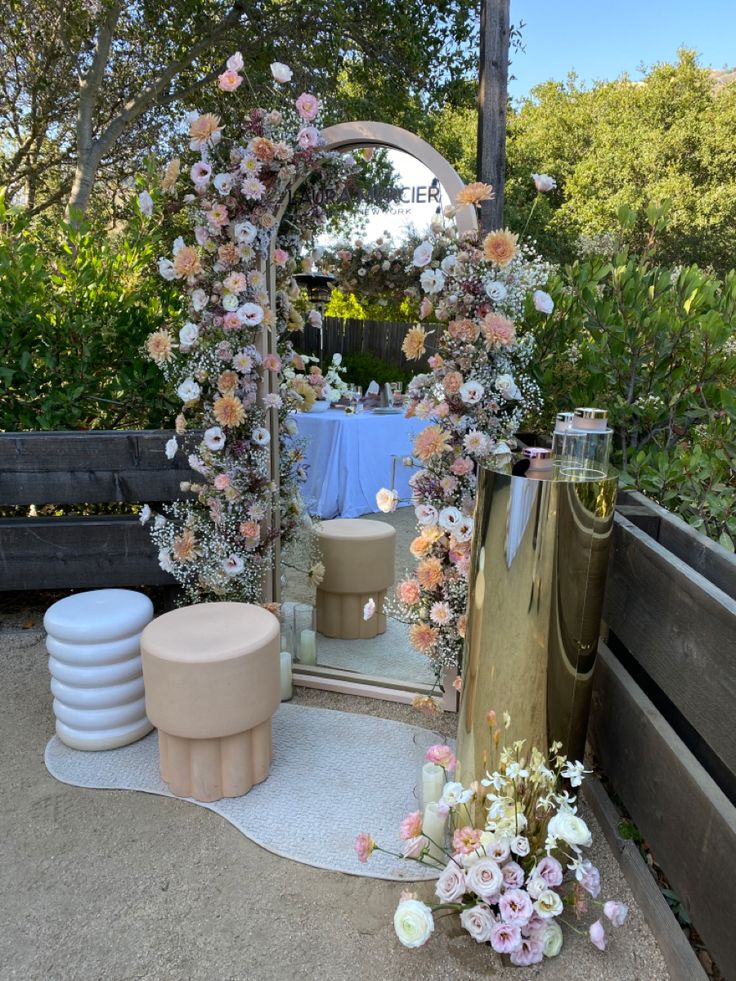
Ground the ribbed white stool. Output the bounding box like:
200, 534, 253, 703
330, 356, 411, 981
44, 589, 154, 751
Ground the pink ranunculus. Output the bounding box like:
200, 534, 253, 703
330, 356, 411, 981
218, 68, 243, 92
295, 92, 319, 121
509, 936, 544, 966
450, 456, 474, 476
452, 826, 482, 855
589, 919, 607, 950
499, 888, 533, 926
354, 833, 376, 863
402, 835, 428, 859
214, 474, 231, 490
535, 856, 564, 888
603, 901, 629, 927
399, 810, 423, 840
425, 744, 457, 771
223, 312, 242, 331
262, 353, 282, 372
433, 402, 450, 418
273, 248, 288, 266
490, 921, 522, 954
428, 354, 443, 370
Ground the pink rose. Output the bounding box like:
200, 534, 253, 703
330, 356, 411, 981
443, 371, 464, 395
419, 297, 434, 320
460, 904, 495, 944
433, 402, 450, 418
502, 862, 525, 888
295, 92, 319, 121
297, 126, 320, 148
273, 248, 288, 266
435, 862, 467, 903
399, 810, 423, 840
465, 858, 503, 903
425, 744, 456, 771
397, 579, 421, 605
218, 69, 242, 92
223, 312, 241, 331
214, 474, 231, 490
263, 353, 282, 372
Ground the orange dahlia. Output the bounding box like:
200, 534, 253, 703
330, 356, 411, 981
455, 182, 494, 206
213, 394, 245, 428
482, 229, 518, 267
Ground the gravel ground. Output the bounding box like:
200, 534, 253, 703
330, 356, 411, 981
0, 595, 669, 981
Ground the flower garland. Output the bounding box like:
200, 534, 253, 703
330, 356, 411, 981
372, 184, 556, 672
141, 54, 351, 603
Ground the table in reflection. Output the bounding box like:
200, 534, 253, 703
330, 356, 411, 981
294, 408, 428, 519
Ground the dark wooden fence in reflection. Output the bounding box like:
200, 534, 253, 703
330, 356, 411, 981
300, 316, 438, 369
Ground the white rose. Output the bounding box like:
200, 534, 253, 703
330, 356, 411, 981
435, 863, 467, 903
438, 506, 462, 530
547, 809, 592, 849
412, 240, 433, 268
460, 904, 495, 944
138, 504, 151, 525
213, 173, 233, 195
176, 378, 200, 403
526, 875, 547, 900
222, 292, 239, 311
191, 288, 208, 311
308, 309, 323, 328
534, 889, 564, 919
179, 322, 199, 347
511, 835, 530, 857
494, 373, 522, 400
158, 547, 174, 573
233, 221, 257, 244
485, 280, 507, 302
332, 352, 342, 366
393, 899, 434, 948
270, 61, 293, 83
441, 254, 457, 275
420, 268, 445, 294
466, 858, 504, 902
284, 418, 298, 436
164, 437, 177, 460
532, 173, 557, 193
533, 289, 554, 315
158, 257, 175, 281
227, 51, 244, 72
415, 503, 438, 526
376, 487, 399, 513
541, 919, 563, 957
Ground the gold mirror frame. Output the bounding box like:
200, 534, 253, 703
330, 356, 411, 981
260, 122, 476, 706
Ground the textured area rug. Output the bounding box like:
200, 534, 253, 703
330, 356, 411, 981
45, 703, 439, 881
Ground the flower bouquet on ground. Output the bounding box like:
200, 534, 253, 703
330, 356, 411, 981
355, 714, 628, 966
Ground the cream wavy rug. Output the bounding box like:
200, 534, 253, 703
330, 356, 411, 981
45, 703, 440, 881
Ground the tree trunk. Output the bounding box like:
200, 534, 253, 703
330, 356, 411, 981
476, 0, 510, 233
67, 145, 103, 217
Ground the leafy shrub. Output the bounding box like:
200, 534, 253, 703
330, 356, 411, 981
0, 193, 181, 431
340, 351, 414, 391
525, 207, 736, 548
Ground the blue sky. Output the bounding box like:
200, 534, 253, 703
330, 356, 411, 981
507, 0, 735, 100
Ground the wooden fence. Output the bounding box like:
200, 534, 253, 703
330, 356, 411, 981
0, 430, 193, 590
590, 489, 736, 976
301, 316, 435, 369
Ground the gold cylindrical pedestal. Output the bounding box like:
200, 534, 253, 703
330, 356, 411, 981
456, 461, 617, 799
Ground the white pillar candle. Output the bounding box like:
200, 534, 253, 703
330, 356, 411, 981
422, 802, 448, 863
279, 651, 293, 701
421, 762, 446, 808
299, 629, 317, 665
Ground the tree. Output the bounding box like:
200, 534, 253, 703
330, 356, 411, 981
0, 0, 479, 218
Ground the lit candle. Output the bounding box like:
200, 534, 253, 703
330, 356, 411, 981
299, 629, 317, 665
279, 651, 293, 701
422, 801, 448, 863
421, 762, 445, 808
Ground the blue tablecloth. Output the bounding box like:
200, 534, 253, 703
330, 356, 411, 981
294, 409, 427, 518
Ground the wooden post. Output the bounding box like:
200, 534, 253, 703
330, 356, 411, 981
476, 0, 510, 233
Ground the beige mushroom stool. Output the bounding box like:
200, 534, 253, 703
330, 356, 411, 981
316, 519, 396, 640
141, 602, 280, 802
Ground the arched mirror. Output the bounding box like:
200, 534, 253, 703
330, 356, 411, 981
272, 124, 476, 706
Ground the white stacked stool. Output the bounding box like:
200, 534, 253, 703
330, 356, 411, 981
44, 589, 154, 751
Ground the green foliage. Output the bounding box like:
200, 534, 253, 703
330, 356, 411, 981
526, 207, 736, 547
340, 351, 413, 391
0, 193, 181, 431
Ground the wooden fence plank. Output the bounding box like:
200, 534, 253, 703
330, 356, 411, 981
603, 513, 736, 784
583, 776, 708, 981
617, 490, 736, 601
0, 469, 192, 506
589, 643, 736, 976
0, 516, 173, 590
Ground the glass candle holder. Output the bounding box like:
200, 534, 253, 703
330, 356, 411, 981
295, 603, 317, 665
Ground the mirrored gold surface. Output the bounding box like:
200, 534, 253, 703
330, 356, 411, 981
456, 462, 617, 799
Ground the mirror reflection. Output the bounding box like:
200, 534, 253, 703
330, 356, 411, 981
279, 148, 452, 688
